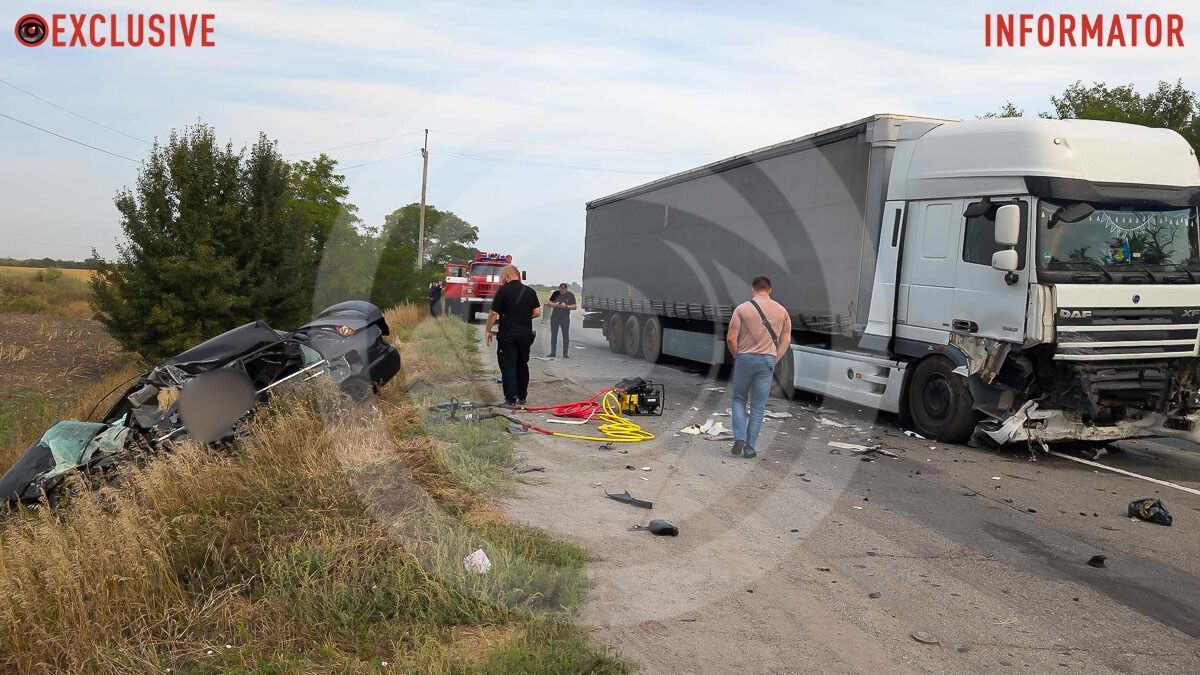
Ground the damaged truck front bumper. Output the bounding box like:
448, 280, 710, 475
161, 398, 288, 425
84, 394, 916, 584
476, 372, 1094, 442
975, 400, 1200, 446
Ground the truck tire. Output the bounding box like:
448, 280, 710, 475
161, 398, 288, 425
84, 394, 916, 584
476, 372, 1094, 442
624, 314, 644, 358
906, 356, 976, 443
642, 316, 664, 363
771, 347, 795, 398
607, 313, 625, 354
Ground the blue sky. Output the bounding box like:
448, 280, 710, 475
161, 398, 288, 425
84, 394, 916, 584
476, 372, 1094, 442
3, 0, 1198, 283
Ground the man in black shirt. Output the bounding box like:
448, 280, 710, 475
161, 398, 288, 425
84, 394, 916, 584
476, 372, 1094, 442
547, 282, 577, 358
427, 281, 443, 317
485, 265, 541, 407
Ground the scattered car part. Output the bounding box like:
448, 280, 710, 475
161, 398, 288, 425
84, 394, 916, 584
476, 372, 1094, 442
605, 489, 653, 509
1087, 554, 1108, 568
631, 519, 678, 536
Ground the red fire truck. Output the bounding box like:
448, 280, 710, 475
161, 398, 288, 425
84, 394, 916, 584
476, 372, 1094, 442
442, 252, 521, 322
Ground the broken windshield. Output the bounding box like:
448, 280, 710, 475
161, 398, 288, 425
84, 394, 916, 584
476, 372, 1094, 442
1037, 200, 1199, 282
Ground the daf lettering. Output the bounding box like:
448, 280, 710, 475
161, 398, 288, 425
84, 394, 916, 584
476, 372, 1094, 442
1059, 309, 1092, 319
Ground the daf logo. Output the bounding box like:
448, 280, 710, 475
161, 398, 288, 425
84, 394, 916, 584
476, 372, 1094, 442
1059, 309, 1092, 319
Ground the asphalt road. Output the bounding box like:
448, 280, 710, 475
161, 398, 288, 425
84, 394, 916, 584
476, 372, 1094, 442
487, 312, 1200, 674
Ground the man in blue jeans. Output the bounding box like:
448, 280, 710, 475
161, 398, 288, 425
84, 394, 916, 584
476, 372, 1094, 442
725, 276, 792, 459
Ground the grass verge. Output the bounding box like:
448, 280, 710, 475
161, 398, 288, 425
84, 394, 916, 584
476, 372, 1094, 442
0, 308, 627, 673
0, 268, 93, 318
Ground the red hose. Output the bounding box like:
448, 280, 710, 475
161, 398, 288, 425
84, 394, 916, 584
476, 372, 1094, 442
523, 388, 613, 420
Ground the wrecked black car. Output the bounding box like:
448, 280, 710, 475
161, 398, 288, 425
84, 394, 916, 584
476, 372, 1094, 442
0, 301, 401, 505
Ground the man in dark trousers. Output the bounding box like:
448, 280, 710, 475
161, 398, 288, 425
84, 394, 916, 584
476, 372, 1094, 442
547, 282, 577, 358
485, 265, 541, 408
427, 281, 443, 317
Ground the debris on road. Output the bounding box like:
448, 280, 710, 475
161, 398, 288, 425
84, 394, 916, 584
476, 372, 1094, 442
911, 631, 940, 645
904, 430, 927, 439
633, 519, 679, 536
679, 424, 702, 435
463, 548, 492, 574
606, 489, 653, 509
869, 592, 882, 599
511, 464, 545, 474
1127, 498, 1173, 526
817, 417, 848, 428
1087, 554, 1107, 569
764, 411, 793, 419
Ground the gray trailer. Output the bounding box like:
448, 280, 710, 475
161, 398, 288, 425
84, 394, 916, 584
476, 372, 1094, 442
582, 114, 1200, 444
583, 114, 936, 361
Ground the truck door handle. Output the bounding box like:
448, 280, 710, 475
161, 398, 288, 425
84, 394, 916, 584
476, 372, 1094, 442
952, 319, 978, 333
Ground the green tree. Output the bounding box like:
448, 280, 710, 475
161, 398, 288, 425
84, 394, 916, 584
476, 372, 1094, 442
981, 101, 1025, 118
92, 123, 358, 359
988, 80, 1200, 152
370, 204, 479, 308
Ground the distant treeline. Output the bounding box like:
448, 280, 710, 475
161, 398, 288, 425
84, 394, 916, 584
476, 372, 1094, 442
0, 258, 94, 270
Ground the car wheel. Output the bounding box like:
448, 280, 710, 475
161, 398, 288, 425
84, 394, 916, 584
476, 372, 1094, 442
340, 376, 374, 402
906, 356, 976, 443
607, 313, 625, 354
624, 314, 643, 358
642, 316, 664, 363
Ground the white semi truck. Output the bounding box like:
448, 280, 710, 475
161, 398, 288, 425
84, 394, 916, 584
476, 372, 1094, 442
581, 115, 1200, 444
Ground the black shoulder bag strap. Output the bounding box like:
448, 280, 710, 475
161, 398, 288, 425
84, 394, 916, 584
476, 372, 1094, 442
748, 299, 780, 347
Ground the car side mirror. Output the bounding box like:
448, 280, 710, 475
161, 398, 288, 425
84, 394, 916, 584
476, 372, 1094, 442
522, 271, 527, 280
992, 249, 1019, 272
994, 204, 1021, 247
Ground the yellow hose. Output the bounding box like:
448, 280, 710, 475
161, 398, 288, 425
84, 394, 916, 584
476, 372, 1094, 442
543, 391, 654, 443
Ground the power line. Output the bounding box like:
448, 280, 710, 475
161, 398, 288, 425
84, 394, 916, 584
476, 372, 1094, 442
284, 131, 423, 157
430, 128, 716, 157
340, 149, 421, 170
0, 77, 149, 145
1, 112, 139, 163
441, 151, 662, 175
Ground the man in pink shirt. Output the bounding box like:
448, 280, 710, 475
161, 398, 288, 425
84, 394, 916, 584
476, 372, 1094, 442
724, 276, 792, 459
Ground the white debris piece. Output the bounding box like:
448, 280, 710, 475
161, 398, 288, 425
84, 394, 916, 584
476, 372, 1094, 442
704, 421, 730, 436
704, 387, 726, 392
828, 441, 872, 452
764, 411, 794, 419
817, 417, 848, 428
680, 424, 703, 435
641, 466, 651, 471
903, 430, 927, 439
463, 548, 492, 574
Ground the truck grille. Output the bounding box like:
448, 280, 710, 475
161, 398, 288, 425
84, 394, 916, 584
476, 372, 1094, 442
1055, 307, 1200, 361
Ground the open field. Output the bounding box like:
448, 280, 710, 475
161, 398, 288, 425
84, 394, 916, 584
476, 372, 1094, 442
0, 311, 626, 673
0, 267, 93, 318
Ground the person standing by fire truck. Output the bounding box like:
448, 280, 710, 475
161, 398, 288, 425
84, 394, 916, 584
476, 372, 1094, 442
485, 265, 541, 408
547, 282, 577, 358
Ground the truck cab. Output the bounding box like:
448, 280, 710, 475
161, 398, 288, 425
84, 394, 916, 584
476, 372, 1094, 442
866, 117, 1200, 444
442, 252, 515, 322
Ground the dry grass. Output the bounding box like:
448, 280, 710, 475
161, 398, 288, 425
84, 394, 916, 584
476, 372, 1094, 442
0, 268, 93, 318
0, 311, 626, 673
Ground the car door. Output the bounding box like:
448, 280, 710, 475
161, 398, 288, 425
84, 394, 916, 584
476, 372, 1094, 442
951, 198, 1030, 342
897, 200, 961, 342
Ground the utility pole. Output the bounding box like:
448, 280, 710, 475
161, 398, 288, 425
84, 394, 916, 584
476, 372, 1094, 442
417, 129, 429, 269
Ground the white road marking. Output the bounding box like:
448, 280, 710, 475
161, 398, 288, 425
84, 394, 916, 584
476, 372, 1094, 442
1046, 450, 1200, 497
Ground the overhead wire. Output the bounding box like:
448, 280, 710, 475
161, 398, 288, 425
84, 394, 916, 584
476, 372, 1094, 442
0, 112, 140, 163
284, 130, 424, 157
0, 77, 150, 144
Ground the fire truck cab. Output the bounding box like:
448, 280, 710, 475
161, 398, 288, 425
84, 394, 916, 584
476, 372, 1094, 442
442, 252, 517, 322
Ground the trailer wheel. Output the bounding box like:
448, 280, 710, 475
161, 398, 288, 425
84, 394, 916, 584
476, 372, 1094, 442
607, 313, 625, 354
624, 314, 644, 358
906, 356, 976, 443
771, 347, 795, 398
642, 316, 664, 363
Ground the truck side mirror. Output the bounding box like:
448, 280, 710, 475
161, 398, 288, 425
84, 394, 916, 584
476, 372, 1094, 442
991, 249, 1019, 272
994, 204, 1021, 247
522, 271, 527, 281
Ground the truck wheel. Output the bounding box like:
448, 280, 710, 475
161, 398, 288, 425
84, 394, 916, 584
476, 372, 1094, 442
906, 356, 976, 443
642, 316, 664, 363
607, 313, 625, 354
771, 348, 795, 398
624, 314, 644, 358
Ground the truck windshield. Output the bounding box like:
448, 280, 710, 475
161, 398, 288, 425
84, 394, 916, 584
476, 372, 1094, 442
471, 264, 506, 277
1036, 200, 1199, 282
